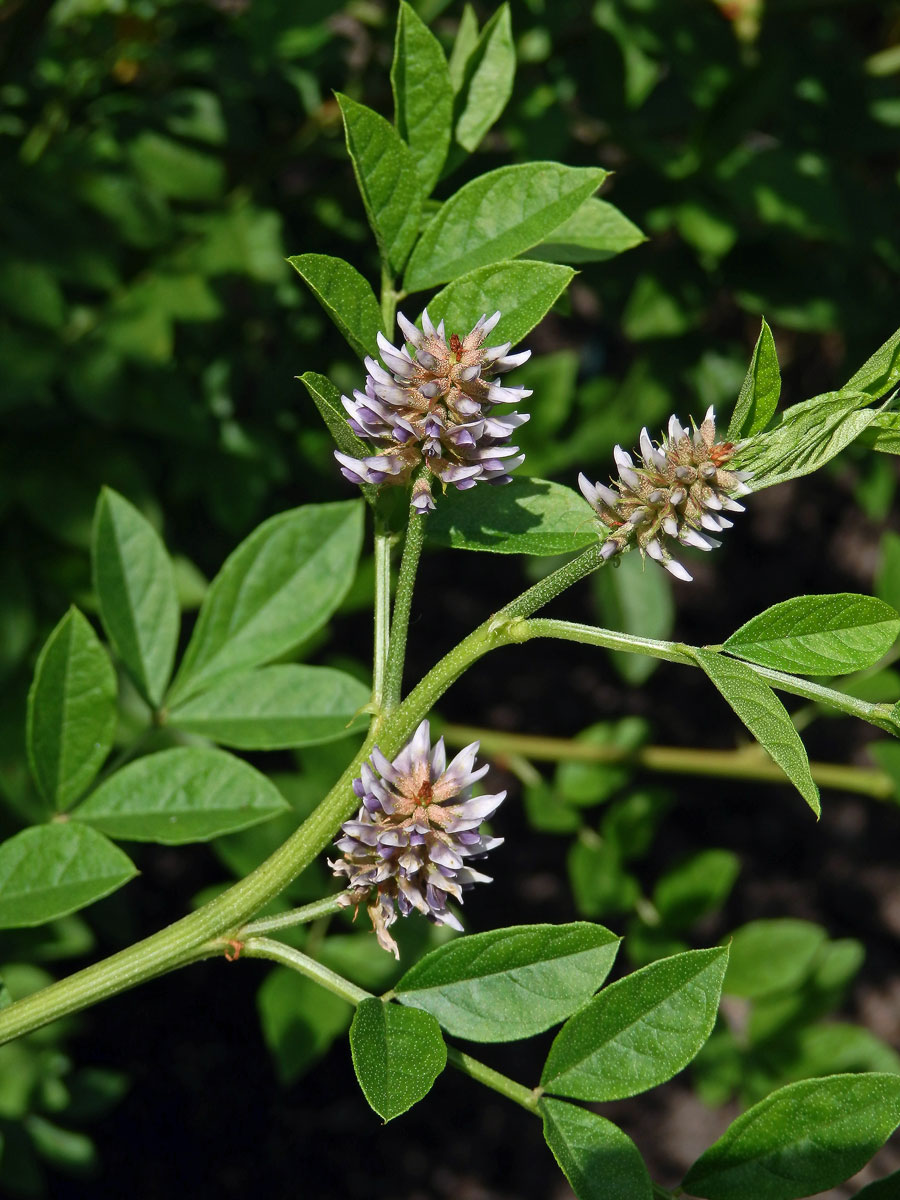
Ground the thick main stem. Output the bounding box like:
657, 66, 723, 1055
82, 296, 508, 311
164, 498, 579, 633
441, 725, 896, 801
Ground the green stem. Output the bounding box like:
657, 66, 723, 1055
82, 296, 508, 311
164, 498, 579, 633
240, 941, 540, 1112
518, 618, 898, 734
0, 547, 605, 1046
372, 517, 392, 716
240, 895, 345, 937
440, 725, 896, 801
382, 502, 426, 714
241, 937, 370, 1005
514, 617, 694, 665
243, 942, 674, 1192
501, 544, 606, 621
725, 659, 898, 733
444, 1045, 540, 1113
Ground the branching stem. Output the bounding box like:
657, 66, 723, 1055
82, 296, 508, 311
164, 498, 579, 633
240, 895, 345, 937
0, 547, 604, 1045
444, 1046, 540, 1113
241, 937, 370, 1005
515, 618, 898, 734
2, 539, 889, 1045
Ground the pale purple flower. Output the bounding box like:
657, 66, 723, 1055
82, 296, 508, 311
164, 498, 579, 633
578, 406, 751, 581
335, 309, 532, 510
329, 720, 504, 958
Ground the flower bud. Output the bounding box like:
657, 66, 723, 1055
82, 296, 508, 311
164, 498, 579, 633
329, 720, 504, 957
333, 310, 532, 510
577, 406, 751, 582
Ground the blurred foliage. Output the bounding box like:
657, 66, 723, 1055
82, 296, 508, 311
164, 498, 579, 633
3, 0, 899, 694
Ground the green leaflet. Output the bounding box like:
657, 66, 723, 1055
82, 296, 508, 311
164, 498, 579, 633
349, 999, 446, 1121
391, 3, 453, 194
693, 650, 820, 815
683, 1073, 900, 1200
727, 317, 781, 440
0, 824, 136, 928
168, 501, 363, 703
860, 411, 900, 455
524, 198, 647, 265
288, 254, 384, 359
724, 593, 900, 676
396, 922, 620, 1042
723, 919, 827, 999
734, 389, 877, 491
257, 968, 351, 1086
843, 322, 900, 400
447, 3, 479, 93
427, 477, 597, 555
453, 4, 515, 153
652, 850, 741, 931
540, 1098, 653, 1200
426, 260, 575, 348
403, 162, 607, 291
26, 608, 118, 811
747, 936, 864, 1044
316, 933, 401, 995
335, 93, 423, 273
168, 664, 369, 749
128, 130, 224, 202
541, 947, 728, 1101
761, 1022, 900, 1088
870, 740, 900, 799
567, 839, 641, 920
556, 718, 650, 809
875, 531, 900, 606
92, 488, 179, 707
72, 746, 290, 843
297, 372, 378, 507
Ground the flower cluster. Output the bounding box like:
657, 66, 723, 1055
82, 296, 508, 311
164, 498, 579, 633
578, 406, 751, 582
335, 310, 531, 513
330, 720, 504, 958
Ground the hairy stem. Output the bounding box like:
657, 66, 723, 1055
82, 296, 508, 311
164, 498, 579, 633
372, 517, 392, 715
516, 618, 898, 734
240, 895, 345, 937
444, 1046, 540, 1113
241, 937, 370, 1005
241, 941, 543, 1111
382, 503, 426, 714
441, 725, 895, 801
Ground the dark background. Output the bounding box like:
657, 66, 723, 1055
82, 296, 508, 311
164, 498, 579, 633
1, 0, 899, 1196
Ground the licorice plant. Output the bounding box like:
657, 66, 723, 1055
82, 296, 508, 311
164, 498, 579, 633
3, 6, 900, 1198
